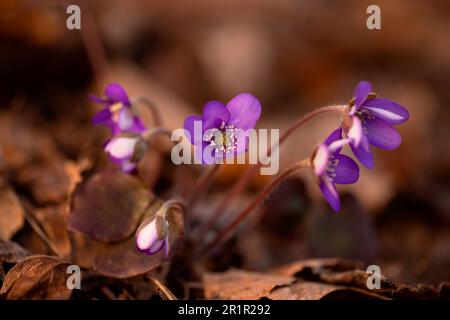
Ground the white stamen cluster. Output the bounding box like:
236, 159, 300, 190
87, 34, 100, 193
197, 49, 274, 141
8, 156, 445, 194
326, 155, 340, 180
204, 121, 238, 155
356, 109, 374, 135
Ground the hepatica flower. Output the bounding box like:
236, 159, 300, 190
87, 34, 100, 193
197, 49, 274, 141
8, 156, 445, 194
91, 83, 146, 135
183, 93, 261, 164
312, 128, 359, 211
136, 216, 170, 258
343, 81, 409, 169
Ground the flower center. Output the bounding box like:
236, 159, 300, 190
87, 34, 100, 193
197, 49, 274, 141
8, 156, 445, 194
356, 109, 375, 135
326, 155, 340, 181
109, 102, 124, 122
204, 121, 238, 154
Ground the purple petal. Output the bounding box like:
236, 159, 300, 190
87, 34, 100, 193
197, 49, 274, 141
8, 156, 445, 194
92, 108, 112, 124
313, 144, 330, 176
118, 108, 134, 131
347, 116, 363, 147
331, 154, 359, 184
104, 137, 137, 159
89, 95, 109, 104
202, 101, 230, 130
226, 93, 262, 130
319, 177, 341, 212
104, 83, 130, 106
136, 220, 158, 251
163, 236, 170, 259
350, 136, 374, 169
353, 81, 372, 111
324, 128, 343, 147
130, 118, 147, 133
362, 98, 409, 125
364, 117, 402, 150
183, 115, 203, 144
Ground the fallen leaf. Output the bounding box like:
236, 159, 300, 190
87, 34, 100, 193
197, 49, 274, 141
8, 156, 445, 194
271, 258, 364, 277
68, 170, 153, 243
268, 281, 345, 300
93, 236, 165, 279
93, 200, 185, 279
269, 281, 390, 300
0, 255, 72, 300
0, 186, 25, 240
203, 269, 295, 299
34, 204, 71, 258
0, 240, 30, 263
17, 161, 71, 205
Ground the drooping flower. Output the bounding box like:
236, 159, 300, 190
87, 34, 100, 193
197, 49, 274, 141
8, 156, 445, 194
91, 83, 146, 134
136, 215, 170, 258
312, 128, 360, 212
183, 93, 261, 164
104, 134, 146, 172
343, 81, 409, 169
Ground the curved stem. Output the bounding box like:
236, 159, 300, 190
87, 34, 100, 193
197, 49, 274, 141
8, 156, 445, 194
199, 159, 311, 257
201, 104, 346, 232
133, 97, 163, 127
187, 164, 221, 210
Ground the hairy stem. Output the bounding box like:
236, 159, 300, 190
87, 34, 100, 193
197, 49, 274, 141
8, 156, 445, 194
200, 159, 310, 257
187, 164, 221, 210
201, 104, 346, 232
133, 97, 163, 127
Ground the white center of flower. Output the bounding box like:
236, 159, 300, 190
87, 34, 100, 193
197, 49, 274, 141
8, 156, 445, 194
356, 109, 375, 135
326, 155, 340, 181
204, 121, 238, 154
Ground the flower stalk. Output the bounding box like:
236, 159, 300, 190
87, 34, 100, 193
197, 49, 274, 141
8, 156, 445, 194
199, 158, 310, 257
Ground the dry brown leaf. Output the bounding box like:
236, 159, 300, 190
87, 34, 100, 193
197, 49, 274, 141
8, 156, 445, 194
269, 281, 390, 300
0, 255, 72, 300
0, 186, 25, 240
318, 269, 396, 292
93, 236, 165, 279
93, 200, 185, 279
34, 204, 71, 258
203, 269, 295, 299
271, 258, 364, 277
0, 240, 30, 263
18, 161, 71, 205
68, 170, 153, 243
268, 281, 346, 300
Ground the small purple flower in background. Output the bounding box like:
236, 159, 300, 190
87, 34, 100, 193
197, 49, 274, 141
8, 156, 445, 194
104, 134, 146, 173
136, 216, 170, 258
183, 93, 261, 164
91, 83, 146, 135
312, 128, 359, 211
343, 81, 409, 169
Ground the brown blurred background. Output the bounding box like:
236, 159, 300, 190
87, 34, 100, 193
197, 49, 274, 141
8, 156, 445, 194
0, 0, 449, 286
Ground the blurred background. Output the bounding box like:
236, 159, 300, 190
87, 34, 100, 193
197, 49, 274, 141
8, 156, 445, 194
0, 0, 449, 286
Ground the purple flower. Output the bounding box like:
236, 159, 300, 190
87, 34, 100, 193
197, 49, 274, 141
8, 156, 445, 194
312, 128, 359, 211
91, 83, 146, 135
183, 93, 261, 164
343, 81, 409, 169
136, 216, 169, 258
104, 134, 146, 172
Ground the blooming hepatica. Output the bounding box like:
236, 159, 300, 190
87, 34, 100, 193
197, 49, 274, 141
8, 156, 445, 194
183, 93, 261, 164
312, 128, 359, 211
91, 83, 146, 135
343, 81, 409, 169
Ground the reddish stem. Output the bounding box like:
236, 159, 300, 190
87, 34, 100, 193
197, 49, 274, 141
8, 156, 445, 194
199, 159, 310, 257
187, 164, 221, 210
